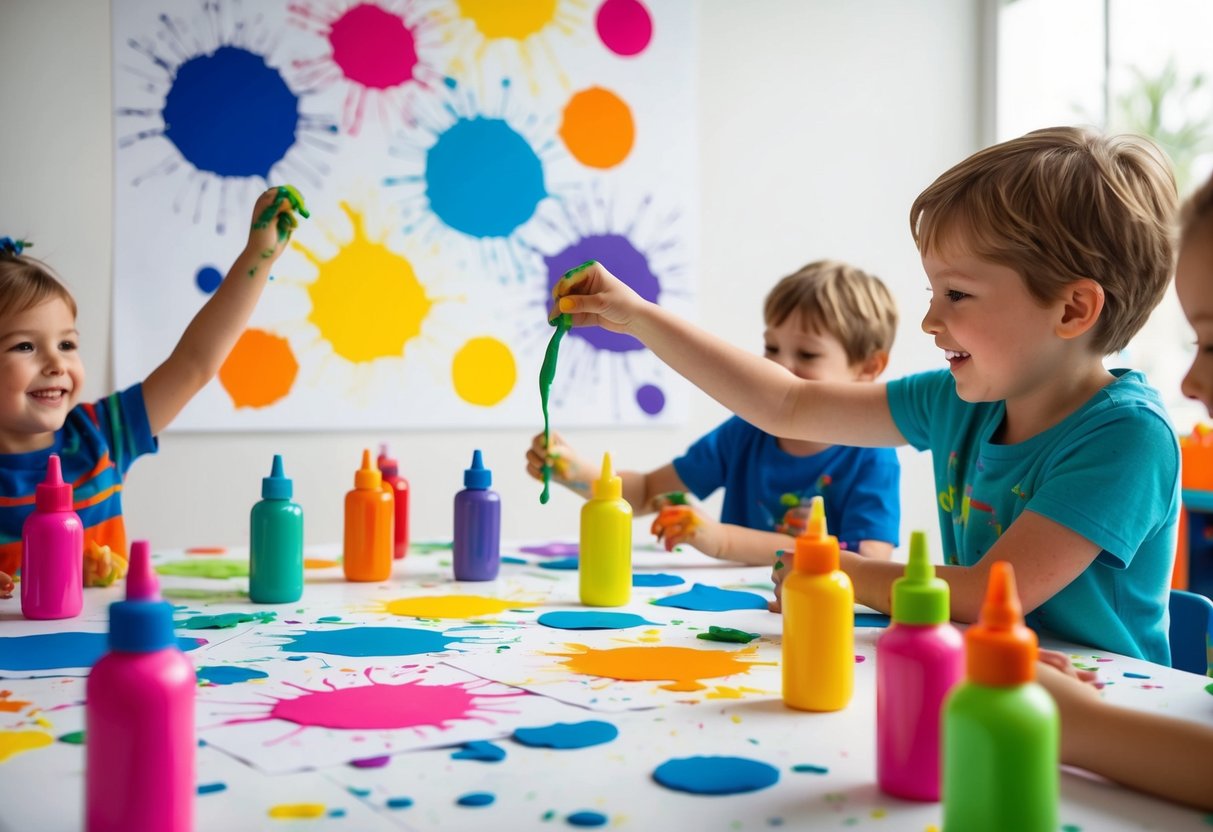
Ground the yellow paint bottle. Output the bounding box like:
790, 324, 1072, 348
782, 496, 854, 711
579, 453, 633, 607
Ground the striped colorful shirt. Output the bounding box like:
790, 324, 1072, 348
0, 384, 157, 576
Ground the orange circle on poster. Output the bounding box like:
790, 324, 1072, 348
218, 328, 299, 409
558, 86, 635, 169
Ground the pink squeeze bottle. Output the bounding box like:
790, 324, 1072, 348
21, 453, 83, 619
86, 540, 196, 832
875, 531, 964, 801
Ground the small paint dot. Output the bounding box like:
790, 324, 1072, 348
791, 764, 828, 774
567, 810, 609, 827
197, 782, 227, 795
350, 755, 391, 768
1123, 671, 1150, 679
636, 383, 665, 415
386, 796, 414, 809
317, 616, 342, 623
57, 730, 85, 745
195, 265, 223, 294
328, 808, 347, 818
457, 792, 495, 807
854, 655, 866, 663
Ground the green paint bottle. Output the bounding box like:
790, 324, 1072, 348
942, 561, 1058, 831
249, 454, 304, 604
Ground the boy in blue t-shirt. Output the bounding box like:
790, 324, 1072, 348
526, 260, 900, 566
549, 127, 1179, 664
0, 187, 306, 595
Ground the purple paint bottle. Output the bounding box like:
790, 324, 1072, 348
453, 450, 501, 581
875, 531, 964, 801
21, 453, 83, 620
86, 540, 196, 832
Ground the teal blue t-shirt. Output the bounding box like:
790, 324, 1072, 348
887, 368, 1178, 665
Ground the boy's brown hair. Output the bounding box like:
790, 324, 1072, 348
0, 251, 77, 320
764, 260, 898, 365
910, 126, 1177, 354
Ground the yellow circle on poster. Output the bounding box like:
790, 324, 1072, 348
452, 337, 517, 406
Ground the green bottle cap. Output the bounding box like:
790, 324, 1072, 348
891, 531, 950, 625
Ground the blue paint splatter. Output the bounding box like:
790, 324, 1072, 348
633, 573, 685, 587
456, 791, 495, 807
652, 583, 767, 612
316, 616, 342, 623
196, 782, 227, 795
653, 756, 780, 795
163, 45, 299, 178
854, 613, 891, 628
195, 265, 222, 294
386, 796, 414, 809
513, 720, 618, 750
1123, 671, 1151, 679
537, 611, 658, 631
502, 556, 527, 564
279, 626, 460, 657
539, 557, 580, 571
567, 810, 609, 827
451, 740, 506, 762
426, 116, 545, 238
791, 763, 829, 774
196, 665, 270, 686
0, 632, 204, 671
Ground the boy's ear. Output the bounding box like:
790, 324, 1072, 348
1055, 278, 1105, 340
853, 350, 889, 381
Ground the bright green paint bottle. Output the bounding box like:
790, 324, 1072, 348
942, 561, 1058, 832
249, 454, 304, 604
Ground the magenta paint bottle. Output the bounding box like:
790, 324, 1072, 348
452, 450, 501, 581
86, 540, 195, 832
21, 453, 83, 620
875, 531, 964, 801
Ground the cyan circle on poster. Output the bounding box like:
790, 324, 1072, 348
513, 720, 619, 750
633, 573, 685, 587
652, 755, 780, 795
538, 557, 580, 570
652, 583, 767, 612
537, 611, 658, 631
854, 613, 891, 628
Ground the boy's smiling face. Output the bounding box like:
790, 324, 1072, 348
1178, 220, 1213, 415
0, 297, 84, 453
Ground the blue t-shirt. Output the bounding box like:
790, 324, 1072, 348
672, 416, 900, 550
888, 368, 1178, 665
0, 384, 158, 576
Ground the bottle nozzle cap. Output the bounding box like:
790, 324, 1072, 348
891, 531, 950, 625
965, 561, 1037, 686
262, 453, 293, 499
377, 443, 399, 476
463, 449, 492, 489
35, 453, 73, 512
592, 452, 623, 500
793, 496, 839, 574
355, 448, 382, 490
125, 540, 159, 601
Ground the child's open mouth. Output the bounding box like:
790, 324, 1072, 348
944, 349, 970, 367
28, 388, 69, 404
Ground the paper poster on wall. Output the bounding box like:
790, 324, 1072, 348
111, 0, 697, 431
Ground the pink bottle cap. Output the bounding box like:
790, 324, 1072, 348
125, 540, 160, 601
35, 454, 73, 512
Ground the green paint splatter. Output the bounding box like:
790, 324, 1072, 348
156, 559, 249, 579
696, 626, 760, 644
58, 730, 85, 745
538, 313, 571, 505
1062, 825, 1082, 832
1206, 681, 1213, 697
162, 588, 250, 601
410, 541, 453, 553
176, 611, 276, 630
773, 560, 784, 571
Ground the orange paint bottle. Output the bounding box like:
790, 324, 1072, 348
343, 449, 394, 582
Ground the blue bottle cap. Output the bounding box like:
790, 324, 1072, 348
108, 600, 176, 652
262, 454, 293, 500
464, 449, 492, 490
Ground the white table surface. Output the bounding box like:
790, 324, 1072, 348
0, 541, 1209, 831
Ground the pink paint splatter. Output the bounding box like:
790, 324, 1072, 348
329, 4, 418, 89
596, 0, 653, 57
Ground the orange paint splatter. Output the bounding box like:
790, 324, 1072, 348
559, 86, 635, 169
548, 644, 770, 692
186, 546, 228, 556
0, 691, 30, 713
218, 329, 298, 409
304, 558, 339, 570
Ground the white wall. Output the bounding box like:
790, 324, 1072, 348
0, 0, 982, 552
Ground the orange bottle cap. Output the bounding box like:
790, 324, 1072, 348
793, 496, 838, 574
965, 561, 1037, 686
354, 448, 382, 490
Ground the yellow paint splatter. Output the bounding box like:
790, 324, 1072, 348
707, 686, 769, 700
452, 336, 516, 406
379, 595, 529, 619
268, 803, 327, 819
637, 628, 661, 643
547, 644, 771, 692
298, 203, 432, 365
456, 0, 558, 39
0, 730, 53, 762
304, 558, 339, 570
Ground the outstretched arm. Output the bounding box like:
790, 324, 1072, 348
552, 262, 905, 448
142, 187, 308, 436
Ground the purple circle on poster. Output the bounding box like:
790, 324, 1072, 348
635, 384, 665, 415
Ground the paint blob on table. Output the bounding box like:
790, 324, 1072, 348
538, 557, 580, 571
379, 595, 533, 619
197, 665, 270, 686
0, 632, 204, 671
633, 573, 685, 587
537, 611, 659, 630
652, 583, 768, 612
177, 611, 277, 629
512, 720, 619, 749
457, 791, 496, 807
567, 810, 609, 827
518, 542, 579, 558
156, 559, 249, 579
696, 626, 759, 644
854, 613, 891, 628
451, 740, 506, 762
652, 755, 780, 795
277, 626, 464, 658
548, 644, 770, 692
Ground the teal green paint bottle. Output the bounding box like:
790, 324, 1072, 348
249, 454, 304, 604
942, 562, 1058, 831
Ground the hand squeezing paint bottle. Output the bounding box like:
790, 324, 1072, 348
21, 453, 83, 620
86, 540, 196, 832
782, 496, 853, 711
344, 449, 394, 582
579, 453, 633, 607
249, 454, 304, 604
377, 444, 410, 559
876, 530, 963, 801
453, 449, 501, 581
942, 561, 1058, 831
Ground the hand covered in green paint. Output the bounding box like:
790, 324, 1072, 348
769, 553, 790, 613
246, 185, 309, 264
525, 431, 593, 496
549, 260, 647, 334
650, 504, 725, 558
